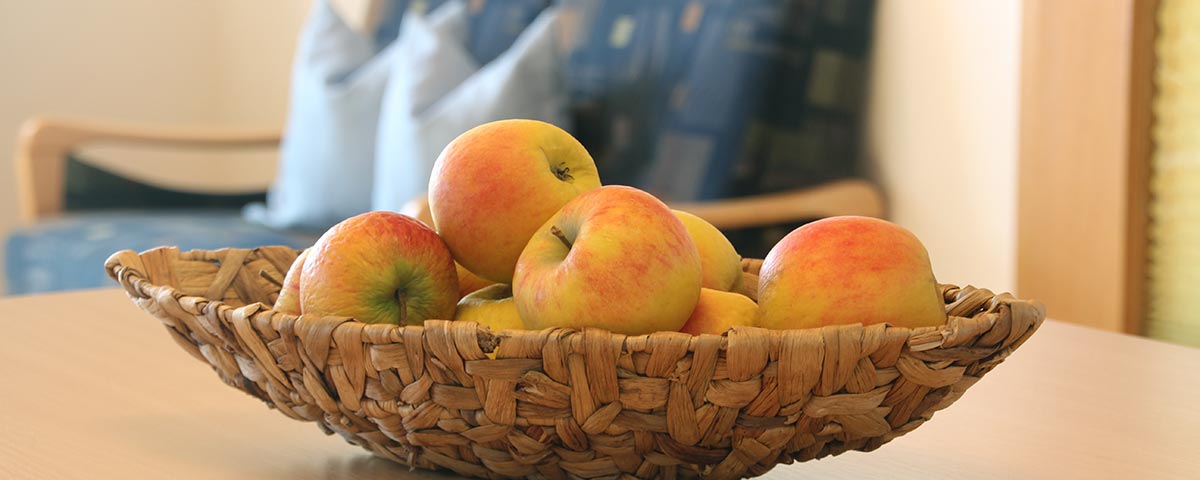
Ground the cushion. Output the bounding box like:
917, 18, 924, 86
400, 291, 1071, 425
4, 211, 318, 295
371, 4, 571, 212
245, 0, 402, 230
558, 0, 874, 201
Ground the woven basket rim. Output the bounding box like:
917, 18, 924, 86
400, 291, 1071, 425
104, 245, 1045, 355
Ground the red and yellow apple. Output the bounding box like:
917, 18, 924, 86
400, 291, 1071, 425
301, 211, 459, 325
679, 288, 757, 335
673, 210, 743, 292
401, 194, 497, 298
756, 216, 946, 330
454, 284, 525, 331
272, 249, 309, 315
514, 186, 702, 335
429, 119, 601, 284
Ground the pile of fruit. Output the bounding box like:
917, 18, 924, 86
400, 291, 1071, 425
272, 120, 948, 335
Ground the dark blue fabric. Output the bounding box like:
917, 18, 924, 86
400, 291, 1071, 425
63, 156, 266, 212
560, 0, 874, 202
373, 0, 550, 64
4, 211, 317, 295
466, 0, 552, 64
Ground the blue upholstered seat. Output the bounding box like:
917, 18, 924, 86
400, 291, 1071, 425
4, 211, 317, 295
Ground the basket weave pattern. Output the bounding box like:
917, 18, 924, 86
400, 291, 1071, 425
106, 246, 1044, 480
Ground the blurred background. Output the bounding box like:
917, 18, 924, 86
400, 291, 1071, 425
0, 0, 1191, 347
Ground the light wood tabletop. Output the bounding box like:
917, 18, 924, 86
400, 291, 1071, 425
1, 289, 1197, 480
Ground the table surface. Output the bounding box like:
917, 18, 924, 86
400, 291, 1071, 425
1, 289, 1198, 480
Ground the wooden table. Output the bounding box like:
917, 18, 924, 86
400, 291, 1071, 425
1, 290, 1197, 479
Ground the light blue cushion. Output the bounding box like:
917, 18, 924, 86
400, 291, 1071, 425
4, 211, 318, 295
371, 5, 571, 213
246, 0, 397, 230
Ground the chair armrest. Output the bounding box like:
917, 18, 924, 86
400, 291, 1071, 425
671, 179, 886, 230
14, 116, 282, 222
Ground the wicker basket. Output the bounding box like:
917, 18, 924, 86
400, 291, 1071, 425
105, 246, 1044, 480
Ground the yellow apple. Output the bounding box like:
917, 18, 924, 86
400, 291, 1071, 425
272, 249, 309, 315
301, 212, 459, 325
672, 210, 743, 292
429, 119, 601, 284
679, 288, 756, 335
757, 216, 947, 330
454, 284, 525, 331
455, 264, 495, 298
514, 186, 702, 335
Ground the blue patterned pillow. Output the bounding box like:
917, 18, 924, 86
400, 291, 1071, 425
559, 0, 873, 202
372, 3, 569, 213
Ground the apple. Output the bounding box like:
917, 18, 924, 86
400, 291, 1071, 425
454, 264, 495, 298
734, 272, 760, 302
679, 288, 757, 335
401, 193, 495, 297
514, 185, 702, 335
454, 284, 525, 331
429, 119, 601, 284
756, 216, 947, 330
673, 210, 743, 292
400, 194, 497, 298
272, 249, 309, 315
301, 211, 459, 325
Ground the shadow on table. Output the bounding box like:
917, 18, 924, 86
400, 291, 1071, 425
284, 454, 464, 480
101, 410, 467, 480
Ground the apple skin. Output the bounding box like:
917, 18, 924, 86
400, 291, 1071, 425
400, 194, 498, 298
455, 264, 495, 298
429, 119, 601, 284
272, 249, 309, 315
679, 288, 757, 335
514, 186, 702, 335
672, 210, 743, 292
734, 272, 760, 302
757, 216, 947, 330
454, 284, 526, 331
301, 211, 459, 325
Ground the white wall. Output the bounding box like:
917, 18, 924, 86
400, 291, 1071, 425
0, 0, 309, 293
867, 0, 1022, 293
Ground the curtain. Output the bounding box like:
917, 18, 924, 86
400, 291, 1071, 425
1147, 0, 1200, 347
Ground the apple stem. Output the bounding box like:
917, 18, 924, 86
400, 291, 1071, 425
396, 290, 409, 326
550, 225, 573, 250
552, 162, 574, 182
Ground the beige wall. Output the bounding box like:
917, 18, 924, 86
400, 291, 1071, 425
867, 0, 1022, 293
0, 0, 309, 292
